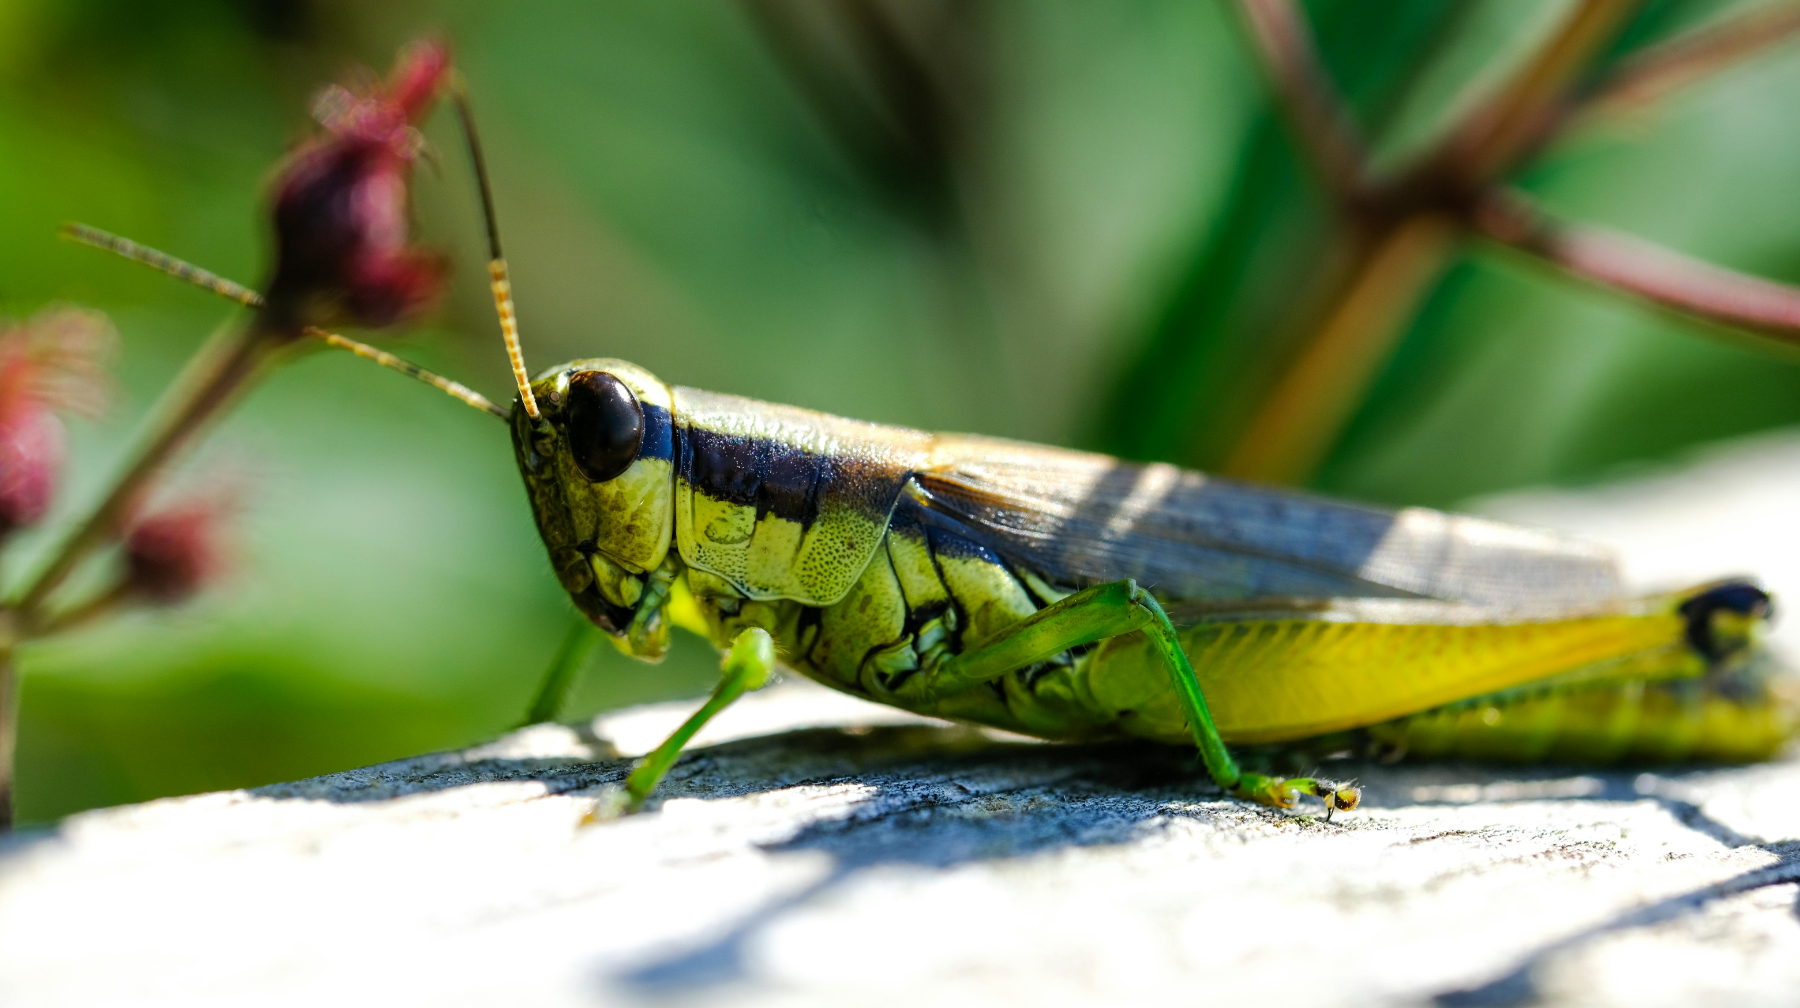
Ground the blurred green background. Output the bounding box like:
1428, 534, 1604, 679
4, 0, 1800, 823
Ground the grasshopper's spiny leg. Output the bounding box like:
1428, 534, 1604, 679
621, 628, 775, 811
926, 579, 1360, 814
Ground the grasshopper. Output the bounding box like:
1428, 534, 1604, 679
76, 101, 1794, 821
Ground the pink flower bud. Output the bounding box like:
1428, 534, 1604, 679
262, 40, 451, 334
0, 306, 114, 534
0, 406, 61, 533
124, 496, 235, 604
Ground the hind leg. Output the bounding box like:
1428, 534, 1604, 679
923, 579, 1360, 814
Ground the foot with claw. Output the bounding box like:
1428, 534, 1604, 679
1234, 772, 1362, 819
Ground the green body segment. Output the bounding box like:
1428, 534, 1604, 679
1360, 657, 1796, 765
680, 518, 1792, 765
513, 359, 1797, 785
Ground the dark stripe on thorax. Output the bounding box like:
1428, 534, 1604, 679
639, 402, 674, 463
676, 425, 830, 527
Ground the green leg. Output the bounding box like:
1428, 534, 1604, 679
623, 628, 775, 811
519, 618, 604, 727
928, 579, 1360, 815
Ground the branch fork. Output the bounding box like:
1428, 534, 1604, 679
1224, 0, 1800, 483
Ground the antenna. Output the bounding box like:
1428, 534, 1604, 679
62, 223, 507, 420
449, 76, 539, 421
65, 223, 261, 309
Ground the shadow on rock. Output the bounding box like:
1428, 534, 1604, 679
604, 735, 1296, 999
1435, 825, 1799, 1007
236, 714, 1797, 1004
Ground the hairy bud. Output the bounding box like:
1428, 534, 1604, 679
262, 40, 451, 334
123, 494, 236, 604
0, 407, 61, 534
0, 306, 114, 534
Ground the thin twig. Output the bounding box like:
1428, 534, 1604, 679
1475, 190, 1800, 343
1217, 0, 1800, 489
1221, 1, 1638, 485
27, 223, 513, 620
0, 648, 15, 830
12, 328, 275, 618
1424, 0, 1643, 186
25, 581, 136, 640
1222, 214, 1459, 484
1231, 0, 1369, 201
1574, 0, 1800, 122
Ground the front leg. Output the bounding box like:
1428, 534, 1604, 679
622, 627, 775, 811
925, 579, 1360, 815
518, 618, 603, 726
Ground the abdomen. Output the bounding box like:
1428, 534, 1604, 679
690, 501, 1798, 765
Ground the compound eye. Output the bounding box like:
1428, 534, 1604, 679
564, 370, 644, 483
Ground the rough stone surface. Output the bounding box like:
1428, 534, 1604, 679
4, 433, 1800, 1007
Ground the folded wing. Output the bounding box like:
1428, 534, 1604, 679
915, 435, 1623, 607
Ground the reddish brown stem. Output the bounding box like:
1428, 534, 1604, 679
0, 321, 284, 830
1222, 214, 1460, 484
1218, 0, 1800, 489
28, 582, 137, 641
0, 648, 15, 830
1223, 0, 1641, 486
1476, 191, 1800, 343
1575, 0, 1800, 123
13, 324, 286, 618
1231, 0, 1368, 200
1420, 0, 1643, 187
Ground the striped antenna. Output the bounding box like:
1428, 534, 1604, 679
298, 327, 505, 419
65, 223, 261, 309
62, 223, 507, 420
450, 77, 539, 421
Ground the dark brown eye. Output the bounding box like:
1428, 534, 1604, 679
564, 370, 644, 483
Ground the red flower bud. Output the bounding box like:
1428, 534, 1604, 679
262, 40, 451, 334
124, 490, 238, 604
0, 306, 114, 534
0, 406, 62, 534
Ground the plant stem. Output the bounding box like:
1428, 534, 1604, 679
0, 321, 283, 829
1220, 0, 1642, 487
1231, 0, 1368, 200
1570, 0, 1800, 126
1222, 214, 1458, 484
1428, 0, 1643, 186
1475, 190, 1800, 343
12, 323, 284, 619
27, 582, 136, 640
1213, 0, 1800, 489
0, 646, 15, 830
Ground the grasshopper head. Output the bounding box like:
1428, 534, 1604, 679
511, 358, 676, 657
